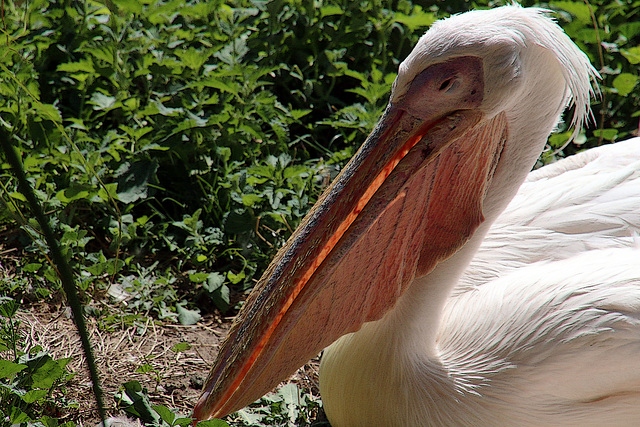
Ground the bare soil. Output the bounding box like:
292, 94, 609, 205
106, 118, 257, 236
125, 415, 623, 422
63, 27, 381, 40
17, 308, 321, 425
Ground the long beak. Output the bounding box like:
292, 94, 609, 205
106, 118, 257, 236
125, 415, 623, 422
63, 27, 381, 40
194, 81, 508, 420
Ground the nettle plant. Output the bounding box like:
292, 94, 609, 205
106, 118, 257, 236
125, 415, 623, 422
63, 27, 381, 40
0, 298, 74, 426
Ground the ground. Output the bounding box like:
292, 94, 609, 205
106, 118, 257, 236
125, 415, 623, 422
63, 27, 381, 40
18, 308, 323, 426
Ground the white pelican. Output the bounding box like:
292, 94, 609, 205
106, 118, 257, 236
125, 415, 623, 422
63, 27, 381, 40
194, 5, 640, 426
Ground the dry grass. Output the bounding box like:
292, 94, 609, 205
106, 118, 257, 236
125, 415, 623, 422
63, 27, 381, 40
16, 308, 322, 426
18, 308, 226, 423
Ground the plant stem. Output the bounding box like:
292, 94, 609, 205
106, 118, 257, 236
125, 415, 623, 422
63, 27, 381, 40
0, 128, 107, 426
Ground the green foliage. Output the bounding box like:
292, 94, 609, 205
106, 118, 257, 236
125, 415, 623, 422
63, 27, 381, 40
540, 0, 640, 158
230, 383, 322, 426
117, 380, 319, 427
117, 380, 230, 427
0, 298, 75, 426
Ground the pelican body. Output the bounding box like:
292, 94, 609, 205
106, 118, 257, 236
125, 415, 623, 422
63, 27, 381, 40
195, 5, 640, 426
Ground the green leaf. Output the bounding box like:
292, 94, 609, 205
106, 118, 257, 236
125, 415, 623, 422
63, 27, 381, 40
236, 408, 263, 426
290, 109, 311, 120
175, 418, 197, 427
152, 100, 184, 116
621, 46, 640, 65
175, 47, 210, 71
320, 5, 342, 17
152, 405, 176, 425
9, 191, 27, 202
33, 103, 62, 123
189, 78, 238, 95
22, 389, 49, 404
0, 360, 27, 378
227, 271, 245, 284
112, 0, 143, 14
619, 23, 640, 40
196, 420, 230, 427
90, 92, 117, 110
136, 363, 156, 374
593, 128, 618, 141
612, 73, 638, 97
57, 60, 96, 74
203, 272, 225, 293
277, 383, 301, 422
31, 357, 71, 388
0, 297, 19, 317
211, 284, 230, 312
171, 342, 191, 352
86, 257, 124, 276
189, 272, 209, 283
97, 183, 119, 202
208, 273, 230, 311
176, 303, 201, 325
82, 46, 114, 65
9, 407, 31, 424
223, 209, 256, 234
241, 194, 262, 207
105, 258, 125, 275
115, 160, 159, 203
117, 381, 162, 424
395, 7, 436, 30
550, 1, 592, 22
55, 186, 91, 204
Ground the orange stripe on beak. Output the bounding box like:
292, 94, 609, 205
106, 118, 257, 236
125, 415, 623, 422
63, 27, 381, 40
214, 110, 439, 411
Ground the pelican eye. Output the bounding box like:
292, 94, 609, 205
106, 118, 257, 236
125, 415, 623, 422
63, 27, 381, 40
439, 78, 454, 91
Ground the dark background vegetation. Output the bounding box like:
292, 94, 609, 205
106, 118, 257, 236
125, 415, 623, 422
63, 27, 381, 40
0, 0, 638, 425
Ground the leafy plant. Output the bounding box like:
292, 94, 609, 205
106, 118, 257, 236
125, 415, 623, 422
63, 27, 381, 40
117, 380, 229, 427
0, 297, 75, 426
229, 383, 323, 427
538, 0, 640, 160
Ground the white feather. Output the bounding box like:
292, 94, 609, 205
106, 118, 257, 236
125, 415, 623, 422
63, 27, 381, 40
457, 137, 640, 294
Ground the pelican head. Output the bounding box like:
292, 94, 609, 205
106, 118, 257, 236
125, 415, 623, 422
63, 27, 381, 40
194, 5, 597, 421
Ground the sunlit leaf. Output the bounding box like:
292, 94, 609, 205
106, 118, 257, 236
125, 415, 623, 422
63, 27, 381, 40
612, 73, 638, 96
189, 272, 209, 283
8, 191, 27, 202
33, 103, 62, 123
395, 7, 436, 30
593, 128, 618, 141
31, 357, 71, 389
320, 5, 342, 17
0, 360, 27, 378
22, 389, 49, 404
550, 1, 592, 22
176, 303, 201, 325
621, 46, 640, 64
90, 92, 117, 110
57, 60, 96, 74
171, 342, 191, 352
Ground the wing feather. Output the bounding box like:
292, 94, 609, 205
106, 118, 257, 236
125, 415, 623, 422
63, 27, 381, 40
456, 137, 640, 294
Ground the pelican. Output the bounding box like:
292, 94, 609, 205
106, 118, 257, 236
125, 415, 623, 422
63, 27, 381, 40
194, 5, 640, 425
